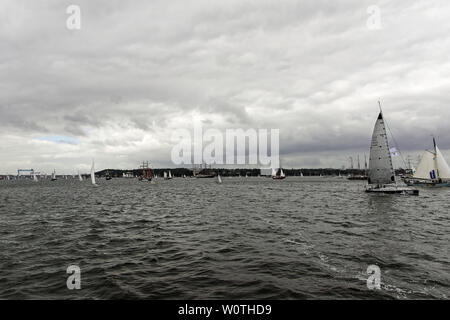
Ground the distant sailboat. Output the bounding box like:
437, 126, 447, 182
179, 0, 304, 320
163, 171, 168, 179
168, 171, 173, 179
217, 174, 222, 184
91, 160, 97, 185
51, 170, 57, 181
78, 171, 83, 181
404, 138, 450, 187
365, 104, 418, 195
33, 172, 38, 182
272, 168, 286, 180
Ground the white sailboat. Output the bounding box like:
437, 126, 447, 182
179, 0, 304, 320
33, 172, 38, 182
217, 174, 222, 184
404, 138, 450, 187
168, 171, 173, 179
272, 168, 286, 180
163, 171, 168, 179
91, 160, 97, 185
78, 171, 83, 181
271, 168, 277, 177
366, 104, 418, 195
51, 170, 57, 181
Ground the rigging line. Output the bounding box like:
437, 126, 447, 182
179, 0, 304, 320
383, 114, 408, 169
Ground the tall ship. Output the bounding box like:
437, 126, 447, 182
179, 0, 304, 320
347, 155, 368, 180
404, 138, 450, 187
139, 161, 153, 182
194, 164, 215, 178
365, 104, 418, 195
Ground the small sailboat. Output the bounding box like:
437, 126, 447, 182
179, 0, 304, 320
78, 171, 83, 181
217, 174, 222, 184
33, 172, 38, 182
163, 171, 168, 179
272, 168, 286, 180
365, 104, 418, 195
51, 170, 57, 181
91, 159, 97, 186
404, 138, 450, 187
168, 171, 173, 179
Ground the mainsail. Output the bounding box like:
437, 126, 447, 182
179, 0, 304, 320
368, 112, 395, 185
91, 160, 96, 185
435, 145, 450, 179
413, 150, 435, 180
413, 138, 450, 180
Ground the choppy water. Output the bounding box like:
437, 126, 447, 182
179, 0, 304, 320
0, 177, 448, 299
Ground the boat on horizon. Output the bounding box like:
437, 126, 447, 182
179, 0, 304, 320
194, 164, 216, 178
365, 104, 418, 195
91, 159, 97, 186
139, 161, 153, 182
272, 168, 286, 180
51, 170, 57, 181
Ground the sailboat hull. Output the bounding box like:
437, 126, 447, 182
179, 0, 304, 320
404, 179, 450, 188
365, 185, 419, 195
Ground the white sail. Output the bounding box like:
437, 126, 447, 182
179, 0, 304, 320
413, 150, 435, 180
91, 160, 96, 185
271, 168, 277, 177
368, 112, 395, 185
163, 171, 168, 179
435, 146, 450, 179
300, 172, 303, 177
280, 169, 285, 177
33, 173, 38, 182
168, 171, 172, 178
51, 171, 56, 180
78, 171, 83, 181
217, 174, 222, 183
413, 140, 450, 180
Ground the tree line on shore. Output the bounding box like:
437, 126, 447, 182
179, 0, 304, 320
95, 168, 410, 178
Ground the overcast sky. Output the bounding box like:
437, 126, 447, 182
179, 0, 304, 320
1, 0, 450, 174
